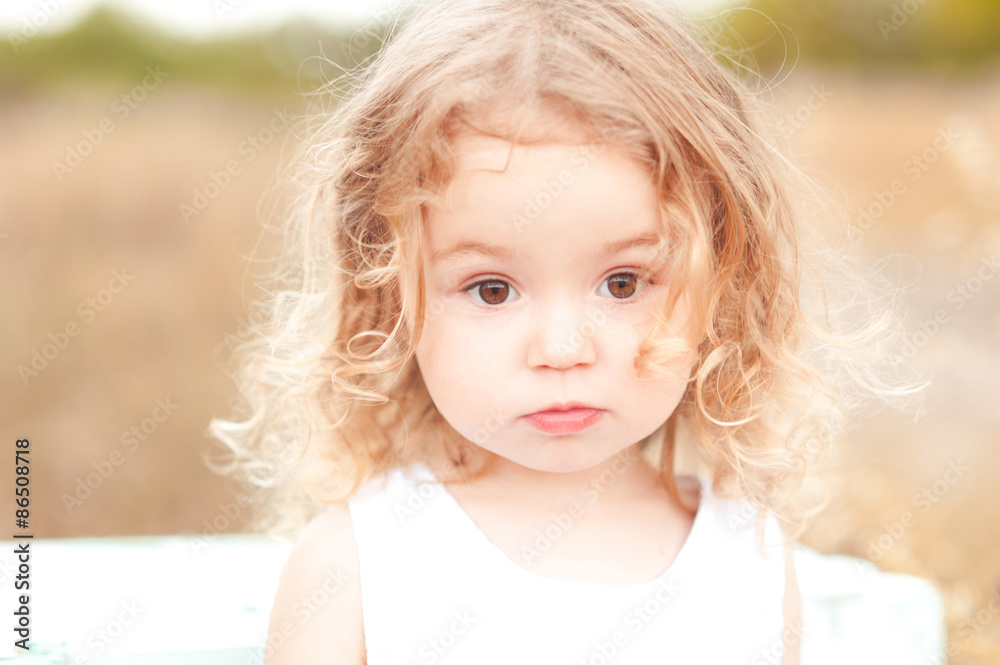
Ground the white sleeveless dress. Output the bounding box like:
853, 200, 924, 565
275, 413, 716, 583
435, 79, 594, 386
346, 461, 788, 664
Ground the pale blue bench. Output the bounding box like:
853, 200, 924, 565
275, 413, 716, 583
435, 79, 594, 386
0, 535, 946, 663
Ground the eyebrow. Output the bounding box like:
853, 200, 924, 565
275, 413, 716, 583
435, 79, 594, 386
430, 232, 663, 266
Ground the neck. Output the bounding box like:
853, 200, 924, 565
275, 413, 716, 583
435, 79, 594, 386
466, 444, 666, 510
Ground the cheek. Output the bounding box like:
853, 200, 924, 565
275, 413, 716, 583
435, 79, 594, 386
414, 313, 496, 417
606, 304, 694, 401
601, 308, 657, 366
416, 341, 502, 445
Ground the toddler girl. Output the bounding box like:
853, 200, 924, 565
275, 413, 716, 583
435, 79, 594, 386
209, 0, 927, 663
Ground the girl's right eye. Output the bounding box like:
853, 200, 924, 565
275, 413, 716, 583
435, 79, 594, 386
463, 279, 518, 307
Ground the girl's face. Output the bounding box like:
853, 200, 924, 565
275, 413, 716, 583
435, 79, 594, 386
415, 131, 694, 475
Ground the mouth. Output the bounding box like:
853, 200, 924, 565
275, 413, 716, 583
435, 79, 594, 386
531, 401, 598, 414
522, 402, 605, 434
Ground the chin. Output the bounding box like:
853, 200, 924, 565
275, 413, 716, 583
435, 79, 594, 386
524, 459, 586, 474
518, 442, 610, 474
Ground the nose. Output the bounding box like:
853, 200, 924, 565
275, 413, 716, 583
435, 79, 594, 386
526, 299, 598, 369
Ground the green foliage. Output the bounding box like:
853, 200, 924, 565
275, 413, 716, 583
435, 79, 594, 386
0, 5, 387, 98
702, 0, 1000, 73
1, 0, 998, 96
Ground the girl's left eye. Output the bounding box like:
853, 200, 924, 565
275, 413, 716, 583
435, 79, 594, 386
599, 271, 648, 300
462, 271, 651, 308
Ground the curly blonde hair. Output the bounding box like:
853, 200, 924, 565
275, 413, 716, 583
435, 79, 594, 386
207, 0, 929, 541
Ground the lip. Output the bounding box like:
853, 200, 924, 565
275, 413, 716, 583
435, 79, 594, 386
523, 403, 605, 434
533, 401, 597, 413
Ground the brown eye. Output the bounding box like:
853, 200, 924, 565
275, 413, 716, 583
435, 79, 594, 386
606, 272, 639, 299
468, 280, 512, 306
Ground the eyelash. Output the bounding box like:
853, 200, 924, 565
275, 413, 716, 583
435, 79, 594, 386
460, 269, 656, 309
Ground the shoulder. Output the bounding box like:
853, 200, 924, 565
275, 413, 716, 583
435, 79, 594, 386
689, 476, 801, 662
264, 502, 365, 665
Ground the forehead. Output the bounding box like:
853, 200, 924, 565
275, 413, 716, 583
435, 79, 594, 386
425, 133, 663, 262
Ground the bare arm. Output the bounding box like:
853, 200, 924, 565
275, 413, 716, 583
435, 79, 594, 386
781, 543, 802, 665
264, 503, 366, 665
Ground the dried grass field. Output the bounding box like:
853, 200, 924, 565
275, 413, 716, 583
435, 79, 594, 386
1, 67, 999, 660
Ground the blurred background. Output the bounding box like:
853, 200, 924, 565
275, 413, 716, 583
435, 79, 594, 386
1, 0, 998, 661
